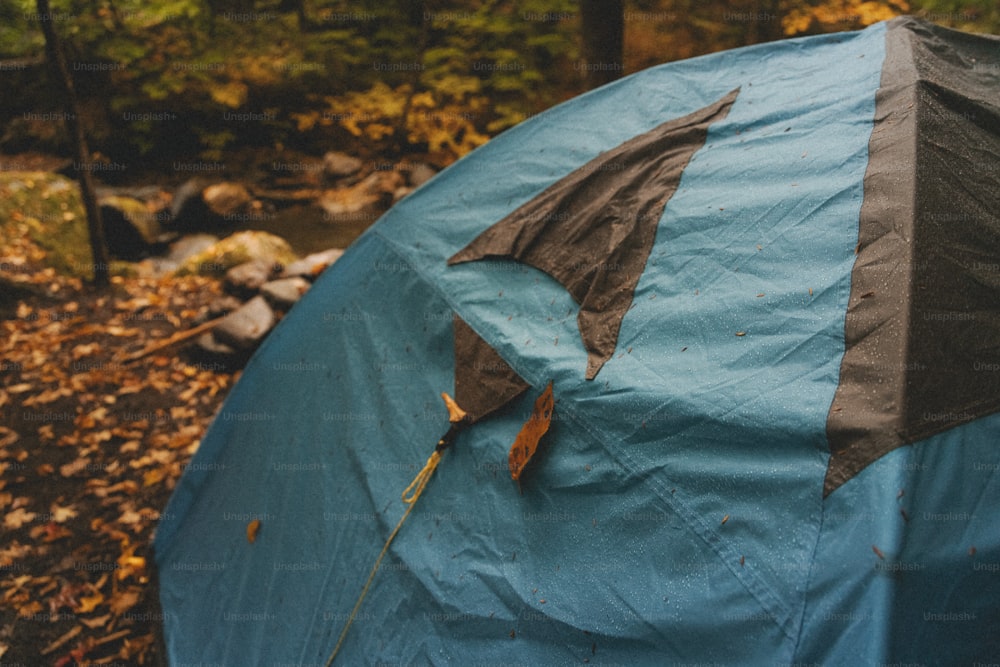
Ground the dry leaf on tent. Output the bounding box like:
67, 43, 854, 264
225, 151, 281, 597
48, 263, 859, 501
508, 381, 555, 488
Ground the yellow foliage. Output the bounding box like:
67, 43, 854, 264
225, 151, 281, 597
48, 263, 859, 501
783, 0, 909, 36
209, 81, 249, 108
317, 83, 491, 162
290, 110, 321, 132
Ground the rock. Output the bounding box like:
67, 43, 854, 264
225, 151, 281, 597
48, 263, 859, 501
99, 195, 162, 260
0, 171, 91, 278
174, 231, 298, 277
170, 180, 254, 231
323, 151, 363, 179
169, 178, 210, 231
282, 248, 344, 280
190, 332, 246, 370
318, 171, 404, 217
133, 257, 179, 278
407, 162, 437, 188
224, 259, 281, 298
211, 295, 275, 351
203, 182, 253, 218
166, 234, 220, 265
260, 277, 311, 309
196, 331, 239, 357
206, 295, 244, 319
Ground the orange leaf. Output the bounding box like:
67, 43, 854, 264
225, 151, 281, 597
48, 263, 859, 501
77, 593, 105, 613
142, 467, 167, 487
507, 381, 555, 486
247, 519, 261, 543
17, 599, 44, 619
30, 522, 72, 543
81, 613, 111, 629
50, 503, 78, 523
0, 426, 19, 446
4, 507, 37, 530
108, 588, 141, 616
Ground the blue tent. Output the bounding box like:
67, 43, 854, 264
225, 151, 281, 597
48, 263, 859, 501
155, 17, 1000, 665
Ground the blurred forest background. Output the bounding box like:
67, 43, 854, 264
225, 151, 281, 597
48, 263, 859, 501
2, 0, 998, 173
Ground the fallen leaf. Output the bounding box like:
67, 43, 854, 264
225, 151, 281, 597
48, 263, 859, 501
81, 613, 111, 629
247, 519, 261, 543
17, 599, 44, 619
119, 440, 141, 454
142, 467, 167, 487
0, 541, 32, 564
0, 426, 18, 447
60, 458, 89, 478
71, 343, 101, 360
508, 381, 555, 487
49, 582, 83, 615
4, 507, 37, 530
50, 503, 78, 523
76, 593, 105, 613
117, 509, 144, 526
30, 522, 73, 543
22, 386, 73, 406
109, 587, 141, 615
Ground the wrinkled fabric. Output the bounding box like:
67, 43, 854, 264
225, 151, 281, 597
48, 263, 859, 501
826, 17, 1000, 493
449, 89, 738, 380
155, 18, 1000, 666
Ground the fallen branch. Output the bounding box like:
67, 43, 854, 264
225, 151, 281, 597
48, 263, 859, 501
119, 315, 228, 363
40, 625, 82, 656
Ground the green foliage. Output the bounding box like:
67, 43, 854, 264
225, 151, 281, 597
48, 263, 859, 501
909, 0, 1000, 33
194, 127, 237, 161
2, 0, 995, 168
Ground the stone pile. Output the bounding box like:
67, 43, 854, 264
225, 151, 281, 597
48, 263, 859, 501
163, 232, 343, 367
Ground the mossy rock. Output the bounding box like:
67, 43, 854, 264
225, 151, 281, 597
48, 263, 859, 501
0, 172, 138, 280
174, 230, 299, 277
0, 171, 92, 277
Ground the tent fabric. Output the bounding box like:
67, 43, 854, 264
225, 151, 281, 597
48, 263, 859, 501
825, 18, 1000, 494
452, 314, 528, 424
449, 88, 738, 380
154, 17, 1000, 666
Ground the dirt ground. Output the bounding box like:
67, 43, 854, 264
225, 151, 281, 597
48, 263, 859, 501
1, 253, 238, 665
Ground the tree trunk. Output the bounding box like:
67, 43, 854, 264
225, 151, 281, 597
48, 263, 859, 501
393, 0, 430, 154
580, 0, 624, 90
36, 0, 110, 287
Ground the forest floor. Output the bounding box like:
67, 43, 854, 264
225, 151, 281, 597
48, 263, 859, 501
1, 234, 237, 665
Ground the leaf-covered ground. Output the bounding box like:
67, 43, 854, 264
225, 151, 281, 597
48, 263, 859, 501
1, 252, 237, 664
